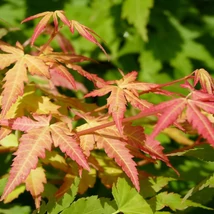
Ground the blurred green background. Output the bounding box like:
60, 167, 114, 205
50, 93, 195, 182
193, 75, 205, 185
1, 1, 214, 213
1, 0, 214, 84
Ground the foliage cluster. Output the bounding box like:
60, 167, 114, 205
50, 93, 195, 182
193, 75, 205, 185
0, 0, 214, 214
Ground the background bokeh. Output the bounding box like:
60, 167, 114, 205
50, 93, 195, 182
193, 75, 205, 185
1, 0, 214, 84
0, 1, 214, 213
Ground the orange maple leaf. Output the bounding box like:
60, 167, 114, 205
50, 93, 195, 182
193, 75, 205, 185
21, 10, 70, 46
76, 113, 140, 191
0, 115, 89, 204
0, 41, 50, 117
22, 11, 107, 56
85, 71, 161, 133
25, 166, 47, 209
136, 89, 214, 146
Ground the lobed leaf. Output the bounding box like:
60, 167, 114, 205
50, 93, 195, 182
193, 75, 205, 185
61, 196, 103, 214
55, 10, 70, 27
25, 166, 47, 208
124, 123, 146, 150
24, 54, 50, 78
191, 90, 214, 102
193, 100, 214, 114
77, 123, 97, 157
68, 64, 106, 88
150, 191, 212, 211
1, 58, 28, 117
45, 177, 80, 214
0, 54, 19, 70
21, 11, 52, 23
70, 20, 107, 57
0, 115, 50, 132
0, 127, 11, 141
22, 10, 70, 46
122, 0, 154, 41
107, 87, 127, 134
50, 122, 90, 171
187, 101, 214, 146
150, 98, 186, 140
49, 63, 76, 89
124, 89, 153, 110
34, 14, 53, 46
0, 127, 52, 201
96, 127, 140, 191
183, 173, 214, 202
194, 68, 214, 94
0, 41, 23, 56
118, 71, 138, 86
42, 150, 69, 172
112, 177, 153, 214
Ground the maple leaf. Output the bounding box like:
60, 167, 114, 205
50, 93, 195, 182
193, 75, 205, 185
194, 68, 214, 94
25, 166, 47, 209
21, 10, 70, 46
39, 47, 92, 90
0, 115, 90, 203
49, 63, 76, 89
50, 122, 90, 171
149, 99, 186, 140
107, 87, 127, 134
0, 41, 50, 117
93, 153, 124, 189
50, 69, 87, 92
85, 71, 161, 133
55, 171, 75, 199
135, 87, 214, 147
96, 126, 140, 191
42, 150, 69, 173
186, 100, 214, 146
76, 122, 97, 157
67, 64, 107, 88
22, 11, 107, 56
0, 115, 50, 132
56, 166, 96, 198
40, 47, 91, 64
133, 98, 187, 142
0, 127, 11, 141
124, 124, 175, 171
0, 126, 52, 201
75, 113, 140, 191
70, 20, 108, 57
55, 32, 75, 53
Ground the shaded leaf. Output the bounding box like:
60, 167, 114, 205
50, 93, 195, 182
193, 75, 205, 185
42, 150, 69, 172
46, 177, 80, 214
26, 166, 47, 208
149, 191, 212, 211
3, 184, 25, 203
112, 177, 153, 214
61, 196, 103, 214
122, 0, 154, 41
49, 63, 76, 89
97, 127, 140, 191
183, 173, 214, 202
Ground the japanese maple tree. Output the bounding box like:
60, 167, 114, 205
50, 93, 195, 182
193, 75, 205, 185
0, 10, 213, 213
